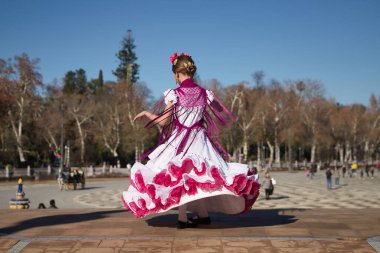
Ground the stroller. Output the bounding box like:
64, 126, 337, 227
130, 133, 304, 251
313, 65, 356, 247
58, 168, 85, 190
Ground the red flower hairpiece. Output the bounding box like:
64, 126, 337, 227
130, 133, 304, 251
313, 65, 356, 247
170, 52, 178, 64
170, 52, 192, 65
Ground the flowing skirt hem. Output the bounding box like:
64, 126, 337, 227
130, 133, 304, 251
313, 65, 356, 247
122, 155, 260, 218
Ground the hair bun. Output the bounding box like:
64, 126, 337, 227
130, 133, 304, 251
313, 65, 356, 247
172, 54, 197, 77
187, 65, 196, 74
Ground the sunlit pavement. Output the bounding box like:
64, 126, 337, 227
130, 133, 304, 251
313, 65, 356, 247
0, 171, 379, 252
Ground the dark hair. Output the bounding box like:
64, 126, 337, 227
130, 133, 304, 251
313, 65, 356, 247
38, 203, 46, 209
172, 55, 197, 78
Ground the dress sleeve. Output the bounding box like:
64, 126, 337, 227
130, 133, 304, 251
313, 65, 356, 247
163, 89, 177, 105
206, 90, 214, 104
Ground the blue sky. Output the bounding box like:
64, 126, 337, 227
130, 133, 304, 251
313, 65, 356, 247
1, 0, 379, 105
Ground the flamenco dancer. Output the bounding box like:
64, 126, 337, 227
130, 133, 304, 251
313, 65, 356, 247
122, 52, 260, 229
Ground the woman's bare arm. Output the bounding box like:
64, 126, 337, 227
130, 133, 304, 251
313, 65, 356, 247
133, 101, 173, 126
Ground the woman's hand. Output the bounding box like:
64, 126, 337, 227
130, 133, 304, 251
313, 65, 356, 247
133, 104, 172, 126
133, 111, 146, 122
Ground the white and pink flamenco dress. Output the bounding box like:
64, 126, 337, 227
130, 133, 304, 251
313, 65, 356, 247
122, 79, 260, 218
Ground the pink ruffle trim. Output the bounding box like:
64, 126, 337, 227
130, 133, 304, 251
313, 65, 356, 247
122, 158, 260, 218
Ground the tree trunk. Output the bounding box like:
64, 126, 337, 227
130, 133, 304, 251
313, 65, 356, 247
256, 142, 261, 168
364, 140, 370, 162
80, 134, 85, 163
275, 142, 281, 164
75, 117, 85, 164
47, 130, 59, 152
100, 122, 119, 158
243, 135, 248, 163
274, 127, 280, 164
17, 146, 26, 163
344, 141, 352, 163
311, 141, 316, 163
8, 109, 26, 162
288, 142, 293, 172
267, 141, 274, 167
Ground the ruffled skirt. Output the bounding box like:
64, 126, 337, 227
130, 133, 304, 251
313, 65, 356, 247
122, 130, 260, 218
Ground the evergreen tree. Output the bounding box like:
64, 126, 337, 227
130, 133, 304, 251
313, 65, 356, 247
113, 29, 140, 83
76, 68, 87, 94
98, 69, 104, 87
88, 69, 104, 94
63, 71, 77, 94
62, 69, 88, 94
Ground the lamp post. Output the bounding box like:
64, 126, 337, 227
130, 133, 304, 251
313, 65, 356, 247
60, 102, 65, 171
64, 143, 70, 167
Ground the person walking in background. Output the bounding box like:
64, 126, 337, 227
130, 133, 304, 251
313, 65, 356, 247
306, 167, 311, 178
326, 167, 333, 190
370, 165, 375, 178
57, 169, 65, 191
263, 171, 274, 200
342, 166, 347, 178
365, 163, 370, 178
311, 162, 317, 179
351, 162, 358, 177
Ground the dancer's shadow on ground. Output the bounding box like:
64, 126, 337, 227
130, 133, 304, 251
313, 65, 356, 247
146, 208, 303, 229
60, 186, 103, 191
266, 195, 289, 200
76, 186, 103, 190
0, 209, 125, 235
0, 208, 302, 235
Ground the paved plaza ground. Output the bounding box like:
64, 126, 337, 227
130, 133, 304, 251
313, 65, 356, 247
0, 171, 379, 252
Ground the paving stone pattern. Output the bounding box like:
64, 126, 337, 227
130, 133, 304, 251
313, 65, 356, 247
0, 237, 376, 253
73, 171, 380, 209
1, 171, 379, 253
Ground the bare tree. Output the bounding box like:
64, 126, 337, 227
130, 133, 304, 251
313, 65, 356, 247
364, 95, 380, 161
295, 80, 327, 163
261, 82, 289, 165
302, 97, 332, 163
284, 81, 312, 165
237, 85, 259, 161
346, 104, 367, 162
329, 102, 349, 163
0, 59, 13, 128
92, 83, 124, 158
36, 82, 64, 160
120, 81, 152, 162
1, 54, 43, 163
279, 87, 304, 169
222, 82, 248, 161
65, 94, 93, 164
